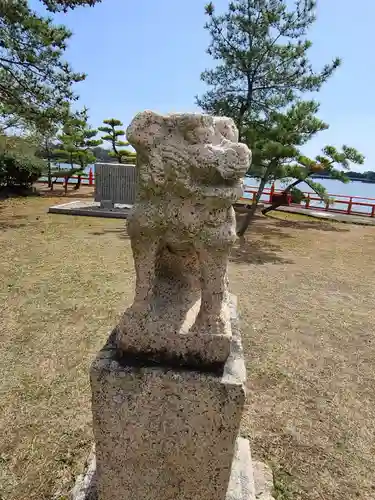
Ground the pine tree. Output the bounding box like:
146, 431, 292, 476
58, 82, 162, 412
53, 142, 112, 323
237, 100, 328, 234
261, 146, 365, 215
236, 99, 364, 233
0, 0, 101, 130
197, 0, 341, 140
54, 108, 102, 191
198, 0, 347, 234
31, 125, 59, 188
41, 0, 101, 12
98, 119, 136, 164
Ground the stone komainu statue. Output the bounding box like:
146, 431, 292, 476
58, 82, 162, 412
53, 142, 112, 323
116, 111, 251, 364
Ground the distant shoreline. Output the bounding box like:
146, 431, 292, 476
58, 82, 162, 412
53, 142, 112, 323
310, 175, 375, 184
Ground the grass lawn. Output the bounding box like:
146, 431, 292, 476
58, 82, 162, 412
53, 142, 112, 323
1, 193, 375, 500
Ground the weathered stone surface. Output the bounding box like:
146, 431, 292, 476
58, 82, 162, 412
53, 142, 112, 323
116, 111, 251, 366
253, 461, 276, 500
84, 111, 256, 500
71, 437, 260, 500
71, 446, 97, 500
71, 440, 277, 500
226, 437, 256, 500
90, 297, 247, 500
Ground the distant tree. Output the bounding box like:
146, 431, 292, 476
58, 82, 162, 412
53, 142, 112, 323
91, 146, 114, 163
262, 145, 365, 215
364, 171, 375, 182
312, 169, 375, 183
0, 0, 101, 130
197, 0, 341, 140
98, 119, 136, 164
54, 108, 102, 192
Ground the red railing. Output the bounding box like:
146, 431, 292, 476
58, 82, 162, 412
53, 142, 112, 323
37, 170, 375, 218
36, 170, 95, 189
240, 186, 375, 217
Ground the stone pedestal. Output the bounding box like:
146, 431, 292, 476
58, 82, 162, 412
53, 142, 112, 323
73, 111, 276, 500
90, 302, 250, 500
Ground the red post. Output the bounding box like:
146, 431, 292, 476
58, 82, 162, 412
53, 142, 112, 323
371, 205, 375, 218
347, 197, 353, 214
88, 167, 93, 186
305, 193, 310, 209
269, 182, 275, 203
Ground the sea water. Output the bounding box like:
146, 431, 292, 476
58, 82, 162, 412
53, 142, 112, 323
44, 165, 375, 214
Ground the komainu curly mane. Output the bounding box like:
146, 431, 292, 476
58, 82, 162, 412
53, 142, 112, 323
116, 111, 251, 366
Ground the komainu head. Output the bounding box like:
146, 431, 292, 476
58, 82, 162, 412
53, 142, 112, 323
127, 111, 251, 201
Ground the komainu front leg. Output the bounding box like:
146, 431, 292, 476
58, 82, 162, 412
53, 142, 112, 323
131, 235, 160, 311
117, 235, 160, 344
192, 247, 231, 336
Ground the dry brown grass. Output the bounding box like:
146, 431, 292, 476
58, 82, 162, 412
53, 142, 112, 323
230, 215, 375, 500
0, 194, 134, 500
0, 196, 374, 499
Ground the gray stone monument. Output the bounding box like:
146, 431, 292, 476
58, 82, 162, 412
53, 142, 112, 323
80, 111, 274, 500
94, 163, 137, 208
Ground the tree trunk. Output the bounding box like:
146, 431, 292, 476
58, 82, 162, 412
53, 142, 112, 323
74, 174, 82, 190
237, 173, 270, 236
47, 157, 52, 188
262, 179, 302, 215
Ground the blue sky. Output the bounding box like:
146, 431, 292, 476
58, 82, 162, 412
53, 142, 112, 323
32, 0, 374, 171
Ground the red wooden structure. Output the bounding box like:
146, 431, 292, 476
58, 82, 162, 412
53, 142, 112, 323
270, 192, 292, 206
36, 174, 375, 218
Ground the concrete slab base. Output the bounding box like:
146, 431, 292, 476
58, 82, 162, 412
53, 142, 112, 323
48, 200, 131, 219
71, 438, 274, 500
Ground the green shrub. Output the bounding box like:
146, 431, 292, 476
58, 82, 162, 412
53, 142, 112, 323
0, 151, 44, 188
0, 135, 44, 189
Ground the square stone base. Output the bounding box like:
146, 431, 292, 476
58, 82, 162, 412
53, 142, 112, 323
90, 324, 246, 500
72, 437, 257, 500
72, 294, 276, 500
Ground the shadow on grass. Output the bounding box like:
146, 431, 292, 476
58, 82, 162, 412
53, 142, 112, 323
230, 237, 294, 265
0, 206, 28, 232
231, 215, 294, 265
38, 190, 94, 199
0, 218, 43, 232
92, 216, 296, 265
91, 226, 130, 240
241, 219, 294, 240
266, 215, 350, 232
233, 211, 351, 265
0, 187, 40, 201
90, 213, 344, 266
232, 210, 351, 265
0, 220, 28, 232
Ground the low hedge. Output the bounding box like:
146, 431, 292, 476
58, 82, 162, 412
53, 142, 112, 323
0, 151, 44, 189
